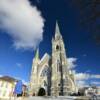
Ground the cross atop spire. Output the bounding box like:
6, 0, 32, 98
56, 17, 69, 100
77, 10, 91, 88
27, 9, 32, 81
55, 21, 62, 39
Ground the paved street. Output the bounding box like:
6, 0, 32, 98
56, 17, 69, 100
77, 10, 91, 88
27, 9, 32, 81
0, 95, 100, 100
0, 96, 93, 100
20, 96, 99, 100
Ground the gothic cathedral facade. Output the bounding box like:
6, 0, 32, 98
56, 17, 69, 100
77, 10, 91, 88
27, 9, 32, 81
29, 22, 76, 96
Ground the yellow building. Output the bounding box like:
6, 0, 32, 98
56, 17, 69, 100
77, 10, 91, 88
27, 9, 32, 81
0, 76, 17, 99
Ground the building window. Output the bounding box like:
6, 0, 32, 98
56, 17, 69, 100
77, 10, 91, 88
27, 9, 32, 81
58, 83, 60, 86
41, 66, 49, 77
44, 80, 47, 87
3, 90, 6, 96
57, 60, 61, 72
5, 83, 8, 88
63, 79, 65, 84
0, 81, 1, 87
56, 45, 60, 51
59, 92, 61, 96
1, 81, 4, 87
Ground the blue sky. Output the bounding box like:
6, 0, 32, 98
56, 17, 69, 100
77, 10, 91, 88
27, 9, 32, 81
0, 0, 100, 87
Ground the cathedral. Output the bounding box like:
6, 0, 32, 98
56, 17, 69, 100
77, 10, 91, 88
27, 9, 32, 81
29, 22, 76, 96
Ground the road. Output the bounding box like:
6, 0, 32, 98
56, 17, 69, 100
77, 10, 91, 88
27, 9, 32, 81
8, 96, 88, 100
1, 95, 100, 100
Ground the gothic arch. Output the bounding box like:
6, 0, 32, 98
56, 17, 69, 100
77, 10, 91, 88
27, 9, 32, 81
56, 45, 60, 50
39, 65, 49, 78
38, 87, 46, 96
67, 75, 76, 92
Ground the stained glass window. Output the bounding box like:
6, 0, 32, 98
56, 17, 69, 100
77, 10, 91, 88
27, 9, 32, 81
41, 66, 49, 77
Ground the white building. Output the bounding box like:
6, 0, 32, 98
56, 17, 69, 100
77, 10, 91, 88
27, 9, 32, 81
97, 86, 100, 95
0, 76, 17, 99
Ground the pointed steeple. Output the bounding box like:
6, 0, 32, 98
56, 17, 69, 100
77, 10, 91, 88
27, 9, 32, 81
55, 21, 62, 39
35, 48, 39, 60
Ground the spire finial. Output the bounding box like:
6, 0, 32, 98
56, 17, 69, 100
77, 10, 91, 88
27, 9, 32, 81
35, 48, 39, 60
55, 21, 61, 39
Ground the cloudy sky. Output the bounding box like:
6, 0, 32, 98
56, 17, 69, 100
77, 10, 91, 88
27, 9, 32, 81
0, 0, 100, 87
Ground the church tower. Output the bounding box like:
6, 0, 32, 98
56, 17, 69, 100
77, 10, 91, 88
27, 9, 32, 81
51, 22, 74, 96
29, 21, 76, 96
29, 49, 40, 95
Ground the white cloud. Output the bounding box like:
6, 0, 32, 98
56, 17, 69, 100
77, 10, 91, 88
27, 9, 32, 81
91, 75, 100, 79
14, 76, 28, 85
75, 73, 100, 88
16, 63, 23, 68
67, 58, 100, 88
0, 0, 44, 50
91, 82, 100, 85
75, 73, 100, 81
67, 57, 77, 69
75, 73, 89, 88
22, 79, 28, 85
0, 75, 3, 77
83, 54, 87, 57
76, 80, 88, 88
75, 73, 90, 81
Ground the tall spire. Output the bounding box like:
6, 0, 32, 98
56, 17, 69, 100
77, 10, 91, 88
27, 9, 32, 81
55, 21, 62, 39
35, 48, 39, 60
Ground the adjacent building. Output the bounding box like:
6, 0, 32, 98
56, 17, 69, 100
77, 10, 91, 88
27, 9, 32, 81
97, 86, 100, 95
0, 76, 17, 99
29, 22, 76, 96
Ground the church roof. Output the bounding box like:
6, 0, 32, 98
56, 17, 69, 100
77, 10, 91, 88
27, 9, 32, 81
0, 76, 17, 83
39, 53, 50, 65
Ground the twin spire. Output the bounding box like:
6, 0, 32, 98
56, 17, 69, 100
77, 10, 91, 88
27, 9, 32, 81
55, 22, 62, 39
35, 48, 39, 60
35, 21, 62, 59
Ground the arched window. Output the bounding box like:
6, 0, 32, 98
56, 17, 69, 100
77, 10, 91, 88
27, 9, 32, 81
56, 45, 60, 50
57, 60, 61, 72
41, 66, 49, 77
44, 80, 47, 86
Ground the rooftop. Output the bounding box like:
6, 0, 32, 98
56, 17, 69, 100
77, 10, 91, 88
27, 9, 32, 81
0, 76, 17, 83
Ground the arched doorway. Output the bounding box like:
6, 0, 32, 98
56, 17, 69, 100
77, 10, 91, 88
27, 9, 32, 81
38, 87, 46, 96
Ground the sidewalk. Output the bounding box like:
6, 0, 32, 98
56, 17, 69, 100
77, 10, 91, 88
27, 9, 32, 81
0, 96, 91, 100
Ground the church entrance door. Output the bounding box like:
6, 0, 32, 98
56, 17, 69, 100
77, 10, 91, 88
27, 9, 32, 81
38, 87, 46, 96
